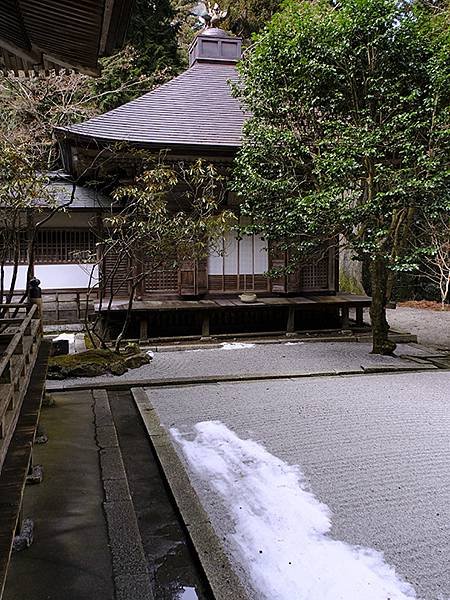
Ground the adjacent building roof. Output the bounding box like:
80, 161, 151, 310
1, 181, 115, 210
57, 29, 248, 153
47, 182, 115, 210
0, 0, 133, 76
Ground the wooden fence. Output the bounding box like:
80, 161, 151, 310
0, 303, 42, 474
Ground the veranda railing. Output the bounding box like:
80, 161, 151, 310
0, 302, 42, 473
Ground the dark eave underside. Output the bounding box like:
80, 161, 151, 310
0, 0, 133, 76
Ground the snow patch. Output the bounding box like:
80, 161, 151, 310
285, 341, 305, 345
220, 342, 256, 350
171, 421, 417, 600
184, 348, 208, 353
53, 333, 75, 354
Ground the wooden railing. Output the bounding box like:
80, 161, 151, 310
0, 303, 42, 474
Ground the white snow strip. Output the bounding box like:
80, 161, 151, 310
53, 333, 76, 354
285, 341, 305, 345
171, 421, 417, 600
220, 342, 256, 350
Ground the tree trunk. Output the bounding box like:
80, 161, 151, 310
369, 257, 396, 355
385, 270, 396, 304
113, 285, 136, 353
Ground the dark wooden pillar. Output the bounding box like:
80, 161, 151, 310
341, 306, 350, 330
270, 246, 300, 294
286, 306, 296, 335
356, 306, 364, 326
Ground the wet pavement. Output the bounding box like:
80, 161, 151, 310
4, 390, 210, 600
108, 390, 211, 600
4, 391, 114, 600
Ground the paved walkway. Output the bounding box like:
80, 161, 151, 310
4, 389, 209, 600
143, 370, 450, 600
4, 391, 115, 600
46, 341, 434, 390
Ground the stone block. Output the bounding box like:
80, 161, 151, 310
57, 310, 79, 322
42, 312, 58, 324
57, 301, 78, 311
57, 293, 78, 302
42, 301, 58, 311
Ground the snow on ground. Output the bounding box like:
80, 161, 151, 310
172, 422, 417, 600
220, 342, 256, 350
184, 342, 257, 353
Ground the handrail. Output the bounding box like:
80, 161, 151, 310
0, 304, 38, 378
0, 301, 42, 473
0, 303, 32, 309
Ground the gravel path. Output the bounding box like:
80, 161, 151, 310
386, 306, 450, 350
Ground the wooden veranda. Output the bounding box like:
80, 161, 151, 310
97, 293, 372, 341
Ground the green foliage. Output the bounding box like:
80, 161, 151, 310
232, 0, 450, 352
92, 0, 183, 111
221, 0, 282, 39
234, 0, 450, 260
0, 72, 98, 169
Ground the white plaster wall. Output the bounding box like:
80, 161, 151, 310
2, 264, 99, 291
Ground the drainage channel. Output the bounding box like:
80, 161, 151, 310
107, 390, 212, 600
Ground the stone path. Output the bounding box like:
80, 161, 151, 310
4, 390, 207, 600
4, 391, 116, 600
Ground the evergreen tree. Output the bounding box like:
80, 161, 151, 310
92, 0, 183, 111
233, 0, 450, 354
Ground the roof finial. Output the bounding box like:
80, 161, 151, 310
191, 2, 228, 30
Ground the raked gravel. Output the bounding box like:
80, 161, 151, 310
146, 371, 450, 600
46, 341, 432, 389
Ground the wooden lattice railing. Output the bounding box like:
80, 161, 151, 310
0, 303, 42, 474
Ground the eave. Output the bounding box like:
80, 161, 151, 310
0, 0, 134, 76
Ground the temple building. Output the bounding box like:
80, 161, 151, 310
9, 27, 370, 335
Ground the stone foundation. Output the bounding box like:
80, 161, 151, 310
12, 291, 96, 324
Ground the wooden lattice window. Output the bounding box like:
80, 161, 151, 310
3, 229, 96, 264
299, 252, 330, 290
144, 262, 179, 294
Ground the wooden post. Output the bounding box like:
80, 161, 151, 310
139, 317, 148, 340
341, 306, 350, 330
286, 306, 295, 336
28, 278, 43, 334
355, 306, 364, 327
201, 313, 210, 339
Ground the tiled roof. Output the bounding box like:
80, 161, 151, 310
45, 182, 114, 209
58, 63, 248, 150
21, 182, 114, 210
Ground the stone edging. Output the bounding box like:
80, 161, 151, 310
92, 390, 154, 600
132, 388, 249, 600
